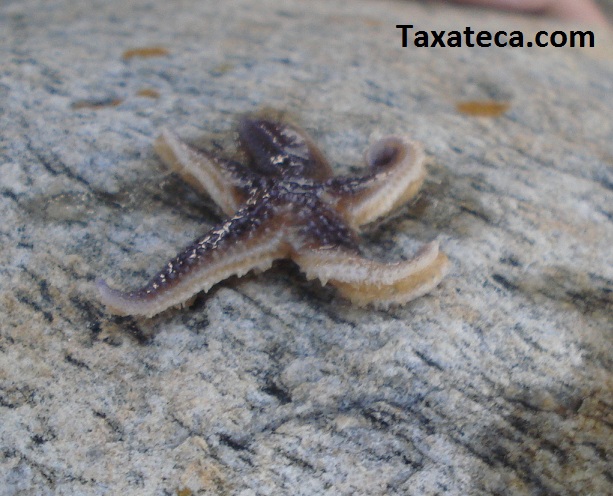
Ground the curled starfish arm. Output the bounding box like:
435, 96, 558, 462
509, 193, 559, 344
98, 203, 289, 317
294, 241, 449, 308
326, 136, 426, 229
238, 118, 334, 181
154, 129, 249, 215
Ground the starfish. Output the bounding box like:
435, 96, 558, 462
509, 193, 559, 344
98, 116, 449, 317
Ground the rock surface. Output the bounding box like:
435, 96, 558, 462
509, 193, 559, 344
1, 0, 611, 494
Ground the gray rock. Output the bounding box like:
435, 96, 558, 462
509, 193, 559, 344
1, 0, 611, 494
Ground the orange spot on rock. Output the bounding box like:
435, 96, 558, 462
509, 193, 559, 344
456, 100, 511, 117
71, 98, 123, 110
137, 88, 160, 98
122, 46, 169, 60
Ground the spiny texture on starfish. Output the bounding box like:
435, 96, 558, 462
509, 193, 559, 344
98, 117, 449, 317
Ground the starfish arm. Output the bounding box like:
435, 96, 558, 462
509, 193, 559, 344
238, 118, 334, 181
325, 136, 426, 229
293, 241, 449, 308
154, 129, 251, 216
98, 203, 289, 317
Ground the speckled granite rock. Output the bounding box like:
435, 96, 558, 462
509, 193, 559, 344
1, 0, 611, 494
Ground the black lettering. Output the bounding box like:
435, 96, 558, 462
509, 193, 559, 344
494, 31, 507, 47
509, 31, 523, 47
463, 26, 475, 47
447, 31, 461, 47
396, 24, 414, 48
477, 31, 492, 47
535, 31, 548, 47
393, 26, 591, 50
414, 31, 429, 47
430, 30, 446, 47
550, 30, 567, 47
570, 30, 594, 48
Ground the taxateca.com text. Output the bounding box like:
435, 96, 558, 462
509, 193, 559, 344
396, 25, 595, 48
